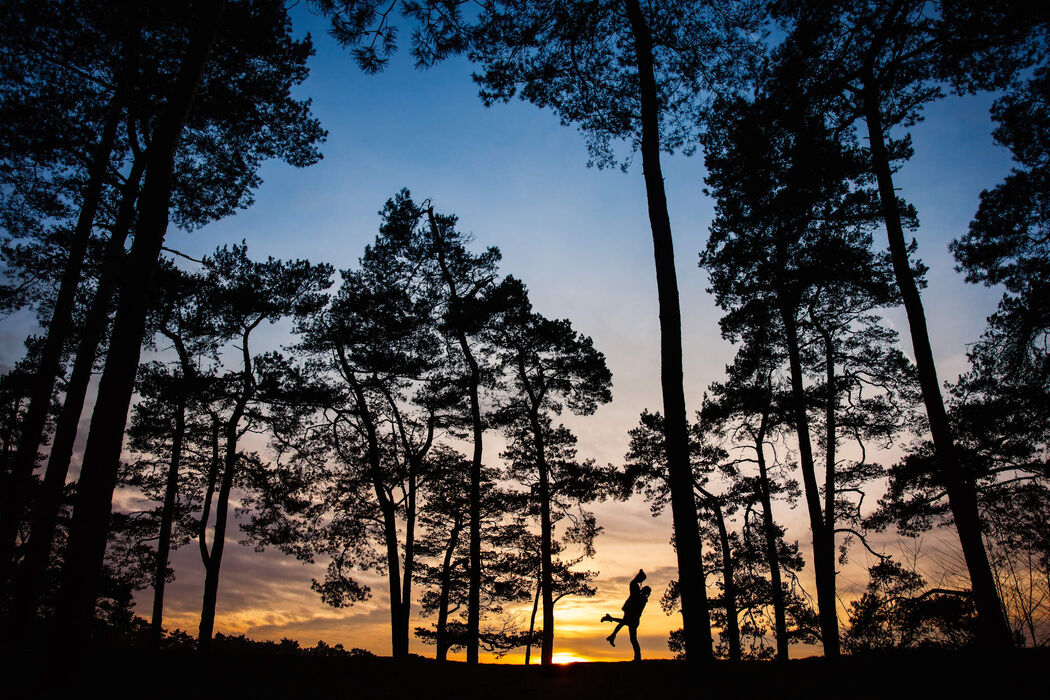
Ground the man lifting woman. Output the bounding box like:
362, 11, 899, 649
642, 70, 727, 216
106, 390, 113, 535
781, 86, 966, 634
601, 569, 651, 661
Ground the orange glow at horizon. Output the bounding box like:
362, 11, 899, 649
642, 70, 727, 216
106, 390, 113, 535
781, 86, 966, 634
551, 652, 589, 664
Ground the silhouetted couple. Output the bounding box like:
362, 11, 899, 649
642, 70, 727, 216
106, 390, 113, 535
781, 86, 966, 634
601, 569, 651, 661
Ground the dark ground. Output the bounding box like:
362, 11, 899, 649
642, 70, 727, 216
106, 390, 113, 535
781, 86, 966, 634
4, 647, 1047, 698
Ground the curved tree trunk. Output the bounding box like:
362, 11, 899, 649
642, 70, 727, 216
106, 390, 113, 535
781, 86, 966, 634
198, 416, 221, 570
778, 300, 839, 657
151, 391, 186, 648
463, 362, 483, 665
517, 355, 556, 667
755, 423, 789, 661
530, 409, 555, 666
198, 393, 247, 653
525, 575, 540, 665
862, 71, 1012, 649
51, 1, 224, 655
382, 504, 406, 658
399, 469, 418, 660
428, 209, 485, 665
623, 0, 712, 664
435, 520, 462, 662
150, 332, 193, 648
343, 366, 407, 659
822, 331, 836, 547
703, 493, 740, 661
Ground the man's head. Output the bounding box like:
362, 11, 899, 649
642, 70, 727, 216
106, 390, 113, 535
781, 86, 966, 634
638, 569, 646, 581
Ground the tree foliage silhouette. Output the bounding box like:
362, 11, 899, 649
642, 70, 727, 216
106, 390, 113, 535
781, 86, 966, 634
193, 244, 331, 652
486, 275, 612, 665
465, 0, 768, 661
309, 0, 766, 663
124, 263, 225, 648
700, 60, 918, 654
1, 0, 326, 653
771, 0, 1049, 647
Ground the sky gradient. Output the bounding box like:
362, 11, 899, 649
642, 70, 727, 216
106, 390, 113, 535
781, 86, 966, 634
2, 5, 1019, 663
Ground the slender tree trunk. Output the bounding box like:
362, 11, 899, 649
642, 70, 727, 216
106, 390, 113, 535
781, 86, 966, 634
6, 154, 145, 643
399, 470, 418, 660
198, 417, 221, 568
428, 209, 484, 664
778, 300, 839, 657
755, 424, 789, 661
537, 449, 555, 666
150, 333, 193, 648
0, 82, 125, 588
704, 494, 740, 661
378, 482, 405, 659
198, 398, 247, 653
623, 0, 712, 663
343, 366, 407, 659
822, 331, 836, 539
525, 575, 540, 665
862, 71, 1012, 648
435, 520, 461, 662
385, 397, 432, 658
463, 368, 482, 665
383, 508, 406, 659
199, 325, 258, 654
821, 330, 839, 623
151, 392, 185, 648
526, 407, 555, 666
193, 416, 220, 645
51, 1, 224, 655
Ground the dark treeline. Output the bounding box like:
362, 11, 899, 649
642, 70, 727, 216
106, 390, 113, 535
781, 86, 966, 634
0, 0, 1048, 678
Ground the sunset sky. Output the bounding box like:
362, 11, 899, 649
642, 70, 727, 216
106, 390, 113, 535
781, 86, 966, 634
1, 5, 1018, 663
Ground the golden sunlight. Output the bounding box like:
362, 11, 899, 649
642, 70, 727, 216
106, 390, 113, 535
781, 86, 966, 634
550, 652, 589, 665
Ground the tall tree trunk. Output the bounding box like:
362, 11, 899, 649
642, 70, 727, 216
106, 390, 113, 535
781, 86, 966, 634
862, 70, 1012, 648
821, 328, 840, 644
623, 0, 712, 663
343, 366, 406, 659
198, 416, 221, 569
755, 422, 789, 661
702, 493, 740, 661
7, 153, 145, 643
525, 574, 540, 665
822, 331, 836, 540
151, 390, 186, 648
385, 395, 431, 659
399, 469, 418, 660
435, 520, 461, 662
51, 1, 224, 655
379, 485, 405, 659
428, 209, 484, 665
534, 419, 554, 666
0, 80, 125, 588
193, 416, 220, 647
383, 509, 405, 659
520, 362, 556, 667
778, 300, 839, 657
198, 393, 247, 653
463, 366, 482, 665
150, 332, 193, 648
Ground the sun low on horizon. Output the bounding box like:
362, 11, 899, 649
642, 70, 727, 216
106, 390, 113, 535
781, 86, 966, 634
550, 652, 590, 665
